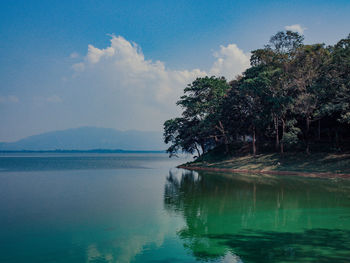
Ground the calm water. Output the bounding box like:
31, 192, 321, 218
1, 153, 350, 263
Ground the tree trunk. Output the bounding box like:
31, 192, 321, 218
317, 119, 321, 141
200, 143, 205, 156
280, 119, 285, 155
195, 144, 201, 158
274, 115, 279, 151
224, 141, 229, 155
335, 129, 340, 149
252, 126, 256, 157
306, 117, 310, 155
218, 121, 229, 154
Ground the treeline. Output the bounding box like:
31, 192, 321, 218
164, 31, 350, 157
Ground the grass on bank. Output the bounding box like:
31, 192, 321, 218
184, 144, 350, 174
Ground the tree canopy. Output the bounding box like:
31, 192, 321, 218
164, 31, 350, 157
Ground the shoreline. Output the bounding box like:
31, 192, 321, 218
177, 165, 350, 179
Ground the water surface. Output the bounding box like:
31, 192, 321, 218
0, 153, 350, 262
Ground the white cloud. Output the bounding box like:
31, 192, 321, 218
210, 44, 250, 80
72, 35, 207, 105
69, 35, 250, 131
71, 62, 85, 72
86, 44, 115, 64
0, 95, 19, 103
69, 52, 79, 59
285, 24, 306, 34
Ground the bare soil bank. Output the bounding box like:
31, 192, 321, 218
179, 153, 350, 179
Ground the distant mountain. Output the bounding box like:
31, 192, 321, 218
0, 127, 165, 151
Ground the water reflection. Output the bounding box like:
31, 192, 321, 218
164, 169, 350, 262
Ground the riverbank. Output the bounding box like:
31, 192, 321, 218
179, 152, 350, 179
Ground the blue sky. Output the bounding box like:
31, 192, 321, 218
0, 0, 349, 141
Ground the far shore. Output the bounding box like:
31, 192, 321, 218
0, 149, 165, 154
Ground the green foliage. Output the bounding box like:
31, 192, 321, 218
177, 76, 230, 119
164, 31, 350, 157
268, 30, 304, 55
326, 35, 350, 123
281, 119, 301, 146
164, 76, 230, 157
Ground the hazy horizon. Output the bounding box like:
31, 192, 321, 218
0, 126, 163, 143
0, 126, 165, 151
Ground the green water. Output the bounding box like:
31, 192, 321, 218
0, 153, 350, 262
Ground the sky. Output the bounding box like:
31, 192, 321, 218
0, 0, 350, 142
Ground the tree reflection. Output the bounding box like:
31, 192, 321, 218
164, 169, 350, 262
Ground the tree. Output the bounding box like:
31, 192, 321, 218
164, 117, 205, 157
240, 65, 279, 156
325, 35, 350, 124
290, 44, 329, 154
266, 31, 304, 154
164, 76, 231, 157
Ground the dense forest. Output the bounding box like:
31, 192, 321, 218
164, 31, 350, 158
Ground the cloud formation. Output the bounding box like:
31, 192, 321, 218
70, 36, 250, 131
69, 52, 79, 59
285, 24, 306, 35
73, 36, 207, 106
210, 44, 250, 80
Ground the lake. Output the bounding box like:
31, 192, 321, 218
0, 153, 350, 262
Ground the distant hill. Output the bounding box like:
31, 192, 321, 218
0, 127, 165, 151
